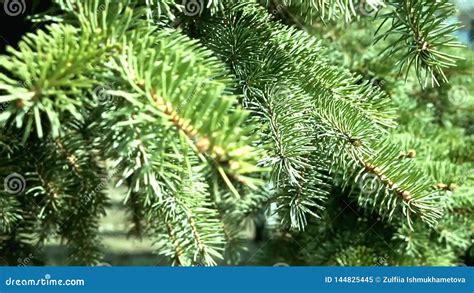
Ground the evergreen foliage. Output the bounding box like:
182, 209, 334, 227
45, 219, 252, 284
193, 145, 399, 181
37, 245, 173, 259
0, 0, 472, 266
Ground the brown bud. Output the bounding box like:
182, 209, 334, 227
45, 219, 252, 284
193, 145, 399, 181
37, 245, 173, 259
213, 146, 226, 158
448, 183, 459, 192
351, 139, 362, 147
435, 183, 448, 190
401, 190, 412, 201
406, 149, 416, 158
196, 137, 210, 153
15, 99, 24, 109
136, 79, 145, 88
229, 160, 240, 170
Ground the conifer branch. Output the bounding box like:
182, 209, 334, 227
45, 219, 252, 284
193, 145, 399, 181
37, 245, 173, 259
0, 0, 468, 267
375, 0, 464, 87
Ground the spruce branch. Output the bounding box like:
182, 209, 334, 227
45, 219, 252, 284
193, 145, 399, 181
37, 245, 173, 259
375, 0, 464, 87
0, 23, 112, 140
261, 0, 359, 22
151, 151, 226, 266
354, 148, 443, 229
0, 0, 468, 267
